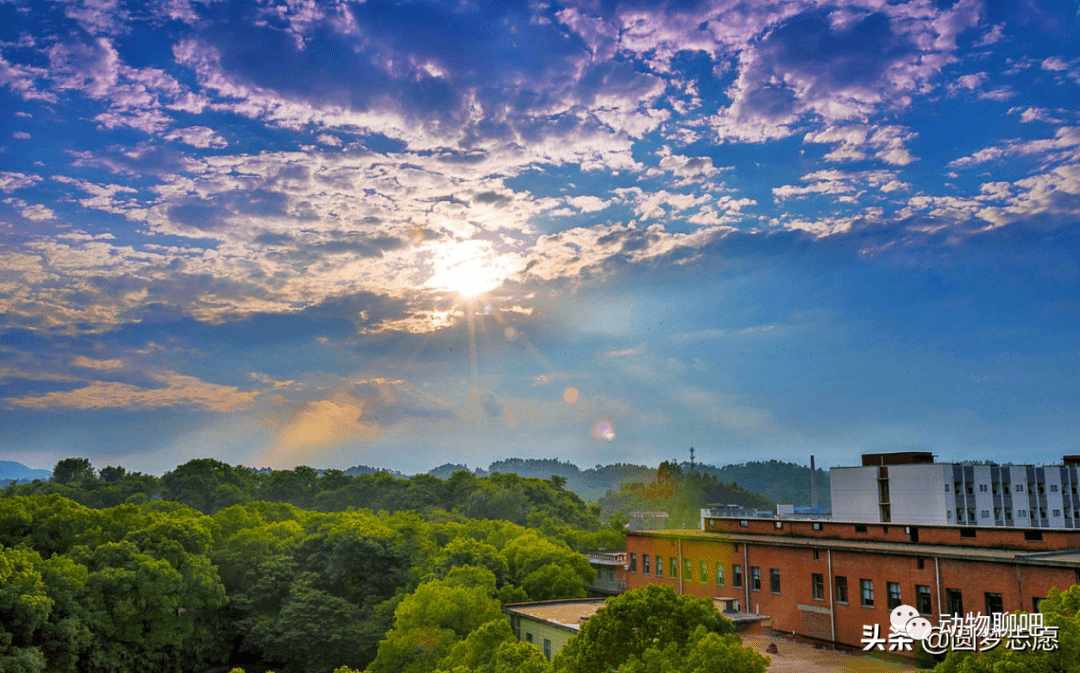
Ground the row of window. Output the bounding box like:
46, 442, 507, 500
949, 481, 1078, 495
955, 507, 1073, 521
627, 554, 781, 593
627, 554, 1044, 618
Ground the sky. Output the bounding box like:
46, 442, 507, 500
1, 0, 1079, 477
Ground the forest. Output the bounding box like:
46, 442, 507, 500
0, 457, 774, 673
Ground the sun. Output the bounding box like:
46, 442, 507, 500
432, 260, 499, 298
426, 239, 514, 298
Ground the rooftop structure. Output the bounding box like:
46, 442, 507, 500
831, 453, 1080, 528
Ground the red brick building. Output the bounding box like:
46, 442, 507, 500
625, 517, 1080, 657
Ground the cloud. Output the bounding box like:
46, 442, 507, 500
712, 2, 980, 141
72, 355, 124, 370
773, 168, 906, 201
950, 126, 1080, 168
0, 172, 41, 193
164, 126, 228, 149
804, 124, 919, 165
4, 370, 259, 412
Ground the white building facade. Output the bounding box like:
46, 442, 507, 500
831, 453, 1080, 529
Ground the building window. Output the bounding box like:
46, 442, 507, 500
945, 483, 950, 492
683, 558, 692, 580
966, 485, 974, 495
1005, 508, 1013, 519
979, 484, 988, 492
643, 555, 650, 574
739, 520, 748, 527
861, 579, 875, 607
1038, 484, 1045, 495
733, 564, 742, 588
917, 558, 925, 570
956, 510, 963, 521
1024, 531, 1043, 542
960, 528, 976, 539
887, 582, 902, 610
699, 560, 707, 584
1034, 597, 1046, 612
629, 553, 637, 572
770, 568, 781, 594
1016, 484, 1024, 492
526, 633, 533, 644
751, 567, 761, 591
980, 510, 990, 519
1019, 509, 1027, 518
670, 557, 678, 578
947, 510, 952, 519
813, 549, 820, 560
543, 638, 551, 661
813, 522, 823, 530
656, 556, 663, 578
716, 563, 725, 586
608, 568, 615, 581
992, 482, 999, 495
835, 576, 848, 603
812, 573, 824, 600
854, 524, 868, 533
985, 593, 1003, 615
734, 543, 740, 552
947, 589, 963, 616
916, 585, 932, 615
1053, 509, 1061, 517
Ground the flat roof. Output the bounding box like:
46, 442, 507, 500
504, 597, 766, 631
631, 529, 1080, 568
504, 598, 608, 632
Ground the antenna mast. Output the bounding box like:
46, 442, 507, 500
689, 447, 695, 473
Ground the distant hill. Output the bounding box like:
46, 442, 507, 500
0, 460, 52, 484
684, 460, 831, 509
413, 457, 831, 510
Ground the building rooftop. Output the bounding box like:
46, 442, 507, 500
504, 596, 769, 632
631, 529, 1080, 568
504, 598, 608, 632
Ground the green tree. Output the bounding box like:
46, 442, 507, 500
366, 569, 504, 673
553, 584, 739, 673
52, 458, 95, 485
0, 547, 53, 673
435, 619, 553, 673
501, 532, 594, 601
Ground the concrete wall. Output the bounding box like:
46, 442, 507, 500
888, 464, 949, 525
517, 617, 573, 661
830, 467, 881, 523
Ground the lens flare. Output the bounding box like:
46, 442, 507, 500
563, 387, 579, 404
591, 419, 615, 441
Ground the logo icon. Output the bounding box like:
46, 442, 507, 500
891, 605, 933, 640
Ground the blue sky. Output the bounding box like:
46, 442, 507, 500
1, 0, 1079, 476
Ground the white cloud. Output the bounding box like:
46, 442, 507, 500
0, 172, 41, 193
164, 126, 228, 149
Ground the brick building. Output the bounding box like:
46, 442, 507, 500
625, 516, 1080, 658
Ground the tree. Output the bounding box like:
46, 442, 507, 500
553, 584, 744, 673
52, 458, 95, 484
366, 569, 504, 673
99, 466, 126, 483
